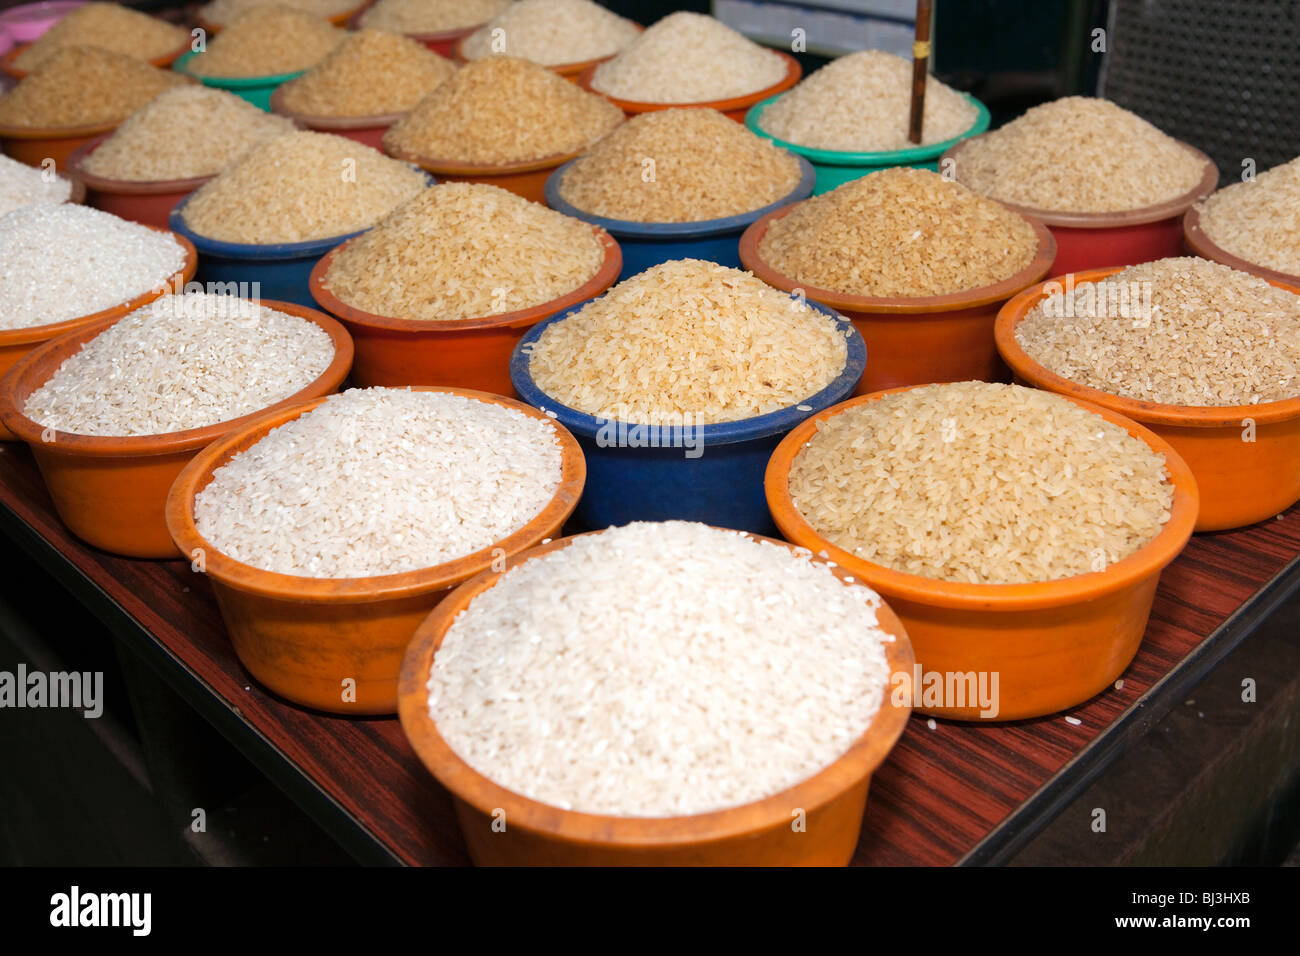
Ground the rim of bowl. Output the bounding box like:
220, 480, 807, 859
382, 131, 589, 176
204, 1, 363, 35
0, 298, 354, 456
509, 296, 868, 447
1183, 203, 1300, 288
397, 527, 915, 848
268, 83, 406, 130
308, 225, 622, 332
165, 386, 587, 604
578, 50, 802, 113
765, 384, 1200, 611
450, 21, 643, 73
994, 266, 1300, 427
739, 202, 1058, 313
0, 37, 190, 78
0, 112, 117, 138
744, 92, 991, 164
67, 132, 215, 193
542, 153, 816, 239
940, 138, 1220, 228
174, 49, 306, 87
0, 227, 196, 347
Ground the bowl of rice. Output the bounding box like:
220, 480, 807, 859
766, 381, 1199, 721
382, 55, 623, 204
1, 2, 190, 78
399, 520, 914, 866
198, 0, 366, 34
1183, 155, 1300, 287
544, 108, 814, 281
169, 130, 432, 306
996, 258, 1300, 532
942, 97, 1218, 275
745, 50, 990, 195
0, 3, 88, 46
355, 0, 510, 57
0, 151, 83, 212
0, 204, 196, 440
740, 167, 1055, 394
0, 292, 352, 557
166, 386, 586, 714
510, 259, 866, 534
309, 182, 621, 396
454, 0, 641, 83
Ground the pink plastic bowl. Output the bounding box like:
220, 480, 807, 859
0, 2, 86, 44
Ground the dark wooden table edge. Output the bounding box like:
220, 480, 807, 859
958, 551, 1300, 866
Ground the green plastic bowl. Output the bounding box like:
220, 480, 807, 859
173, 51, 304, 111
745, 93, 991, 194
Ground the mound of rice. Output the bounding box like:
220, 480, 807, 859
384, 56, 623, 165
200, 0, 359, 28
954, 96, 1210, 214
359, 0, 510, 33
0, 205, 187, 331
557, 108, 803, 223
757, 50, 978, 152
275, 29, 455, 118
186, 6, 345, 78
787, 382, 1175, 584
0, 47, 188, 129
528, 259, 849, 425
321, 182, 604, 320
758, 167, 1038, 298
590, 12, 787, 104
12, 3, 188, 71
0, 154, 72, 214
462, 0, 641, 67
1016, 257, 1300, 406
1196, 155, 1300, 277
24, 293, 335, 437
81, 87, 294, 182
193, 388, 565, 579
180, 131, 429, 244
428, 520, 895, 817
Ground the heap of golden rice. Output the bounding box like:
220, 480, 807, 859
186, 6, 345, 78
0, 47, 189, 128
13, 3, 188, 71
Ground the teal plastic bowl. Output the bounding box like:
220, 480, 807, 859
174, 51, 303, 111
745, 93, 991, 194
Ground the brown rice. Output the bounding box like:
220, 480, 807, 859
185, 6, 344, 78
12, 3, 188, 71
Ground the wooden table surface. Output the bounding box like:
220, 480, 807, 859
0, 440, 1296, 866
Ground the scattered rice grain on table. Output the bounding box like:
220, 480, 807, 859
200, 0, 359, 28
1197, 155, 1300, 276
462, 0, 640, 67
384, 56, 623, 165
358, 0, 510, 33
1016, 257, 1300, 406
180, 130, 428, 243
0, 204, 187, 331
427, 520, 894, 817
590, 11, 786, 104
954, 96, 1209, 214
528, 259, 848, 425
757, 50, 977, 151
81, 87, 294, 182
788, 382, 1175, 584
193, 388, 565, 579
0, 46, 189, 128
557, 108, 803, 222
322, 182, 604, 320
275, 29, 455, 118
12, 3, 188, 71
0, 154, 72, 214
24, 292, 335, 436
185, 6, 345, 78
758, 167, 1038, 297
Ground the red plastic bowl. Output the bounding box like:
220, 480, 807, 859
66, 133, 212, 228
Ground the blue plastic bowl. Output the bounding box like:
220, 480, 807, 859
543, 155, 816, 281
509, 295, 866, 534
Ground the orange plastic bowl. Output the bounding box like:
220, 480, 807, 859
382, 133, 582, 204
765, 386, 1199, 721
739, 205, 1056, 394
167, 387, 586, 715
995, 267, 1300, 532
942, 138, 1218, 275
1182, 203, 1300, 288
268, 84, 401, 151
0, 116, 117, 170
0, 301, 352, 558
578, 51, 801, 123
66, 133, 212, 228
0, 38, 190, 79
0, 228, 195, 441
308, 225, 620, 396
398, 529, 914, 865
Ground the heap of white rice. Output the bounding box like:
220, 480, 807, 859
590, 12, 787, 104
1196, 155, 1300, 276
0, 155, 72, 214
193, 388, 565, 578
462, 0, 641, 66
24, 293, 335, 437
200, 0, 360, 28
427, 520, 895, 817
0, 205, 187, 331
358, 0, 510, 33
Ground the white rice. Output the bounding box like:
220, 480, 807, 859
0, 155, 73, 215
462, 0, 641, 66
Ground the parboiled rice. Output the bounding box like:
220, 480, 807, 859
358, 0, 510, 33
24, 292, 335, 437
528, 259, 849, 425
759, 167, 1038, 297
200, 0, 359, 27
461, 0, 641, 67
1016, 257, 1300, 406
185, 6, 345, 78
427, 520, 894, 817
1197, 155, 1300, 276
787, 381, 1174, 584
12, 3, 188, 71
321, 182, 604, 320
193, 388, 564, 578
0, 154, 72, 214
